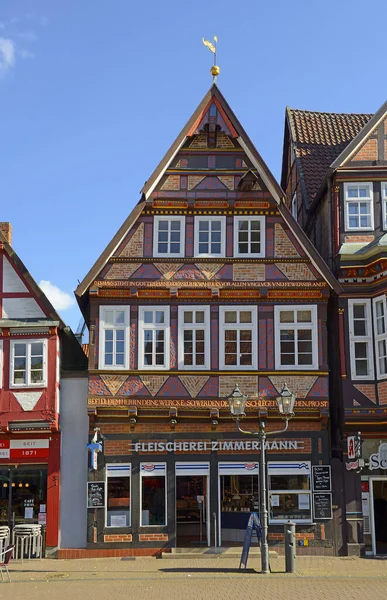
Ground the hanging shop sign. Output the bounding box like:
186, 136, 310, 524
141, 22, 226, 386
0, 439, 49, 460
369, 442, 387, 470
130, 439, 304, 453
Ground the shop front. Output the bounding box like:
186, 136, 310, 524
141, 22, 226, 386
360, 440, 387, 555
88, 432, 333, 554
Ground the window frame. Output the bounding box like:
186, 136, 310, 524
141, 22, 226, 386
10, 338, 48, 388
268, 461, 312, 525
382, 182, 387, 231
194, 216, 226, 258
177, 305, 211, 370
373, 295, 387, 380
153, 216, 186, 258
274, 305, 318, 371
233, 216, 265, 258
140, 462, 167, 527
138, 306, 170, 370
344, 182, 374, 232
105, 463, 131, 528
348, 299, 374, 380
219, 306, 258, 370
99, 306, 130, 370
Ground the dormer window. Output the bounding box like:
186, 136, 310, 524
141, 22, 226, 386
344, 183, 373, 231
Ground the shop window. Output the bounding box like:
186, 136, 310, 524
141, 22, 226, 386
373, 295, 387, 379
138, 307, 170, 369
274, 305, 318, 370
99, 306, 130, 370
220, 473, 259, 513
219, 306, 258, 370
106, 464, 131, 528
140, 463, 166, 527
153, 216, 185, 258
268, 462, 312, 524
10, 339, 47, 387
348, 299, 374, 380
178, 306, 210, 370
233, 216, 265, 257
194, 216, 226, 257
344, 182, 373, 231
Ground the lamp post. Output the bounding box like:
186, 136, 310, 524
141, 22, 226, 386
228, 383, 296, 574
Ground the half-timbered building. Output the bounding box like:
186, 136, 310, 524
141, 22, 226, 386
282, 101, 387, 556
75, 85, 341, 557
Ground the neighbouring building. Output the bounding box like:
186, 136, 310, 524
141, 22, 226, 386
75, 84, 341, 558
0, 223, 88, 552
282, 100, 387, 555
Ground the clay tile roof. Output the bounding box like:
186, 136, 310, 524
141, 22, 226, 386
287, 108, 373, 203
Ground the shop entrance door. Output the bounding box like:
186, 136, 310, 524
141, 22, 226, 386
0, 466, 47, 528
371, 478, 387, 555
175, 463, 210, 547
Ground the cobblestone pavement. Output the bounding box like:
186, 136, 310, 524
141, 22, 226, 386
3, 555, 387, 600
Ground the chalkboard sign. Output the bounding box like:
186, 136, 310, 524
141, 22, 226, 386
312, 466, 331, 492
87, 481, 105, 508
313, 492, 332, 520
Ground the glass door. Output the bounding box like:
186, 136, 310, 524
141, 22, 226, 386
0, 469, 11, 526
0, 466, 47, 527
176, 475, 207, 546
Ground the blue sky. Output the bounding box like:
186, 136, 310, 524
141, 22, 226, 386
1, 0, 386, 332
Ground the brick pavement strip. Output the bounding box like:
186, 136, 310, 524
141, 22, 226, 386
4, 557, 387, 600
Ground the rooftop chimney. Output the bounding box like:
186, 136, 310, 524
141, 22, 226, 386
0, 222, 12, 245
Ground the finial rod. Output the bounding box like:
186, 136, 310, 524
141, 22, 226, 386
202, 36, 220, 83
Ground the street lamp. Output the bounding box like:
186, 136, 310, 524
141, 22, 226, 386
228, 382, 296, 574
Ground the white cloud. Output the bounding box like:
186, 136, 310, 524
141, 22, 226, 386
18, 48, 34, 59
39, 280, 75, 312
0, 37, 15, 74
17, 30, 37, 42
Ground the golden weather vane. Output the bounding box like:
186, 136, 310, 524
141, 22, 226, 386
202, 36, 220, 83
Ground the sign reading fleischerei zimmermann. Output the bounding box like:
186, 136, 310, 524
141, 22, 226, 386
130, 440, 304, 453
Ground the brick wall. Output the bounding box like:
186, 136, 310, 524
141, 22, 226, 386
378, 381, 387, 405
352, 137, 378, 161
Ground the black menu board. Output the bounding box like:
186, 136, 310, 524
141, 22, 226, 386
313, 492, 332, 520
312, 466, 331, 491
87, 481, 105, 508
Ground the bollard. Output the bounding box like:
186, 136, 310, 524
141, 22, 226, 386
284, 520, 296, 573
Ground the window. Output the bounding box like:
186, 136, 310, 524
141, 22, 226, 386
194, 216, 226, 257
234, 216, 265, 258
373, 295, 387, 378
219, 306, 257, 370
138, 307, 170, 369
274, 306, 318, 370
106, 464, 131, 527
291, 194, 297, 220
140, 463, 167, 526
348, 299, 374, 380
178, 306, 210, 370
344, 183, 373, 231
153, 216, 185, 257
10, 340, 47, 387
99, 306, 130, 369
268, 462, 312, 524
0, 341, 2, 388
382, 183, 387, 230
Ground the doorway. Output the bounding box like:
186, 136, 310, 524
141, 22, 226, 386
175, 463, 210, 547
371, 478, 387, 554
0, 466, 47, 528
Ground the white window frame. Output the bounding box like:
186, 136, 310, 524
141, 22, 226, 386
219, 306, 258, 370
10, 339, 48, 388
348, 299, 374, 380
382, 182, 387, 231
268, 461, 312, 525
178, 305, 210, 370
153, 216, 185, 258
140, 462, 167, 527
373, 295, 387, 380
344, 182, 374, 231
105, 464, 131, 528
99, 306, 130, 370
138, 306, 170, 370
0, 341, 3, 388
291, 193, 297, 220
233, 216, 265, 258
274, 305, 318, 370
194, 216, 226, 258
